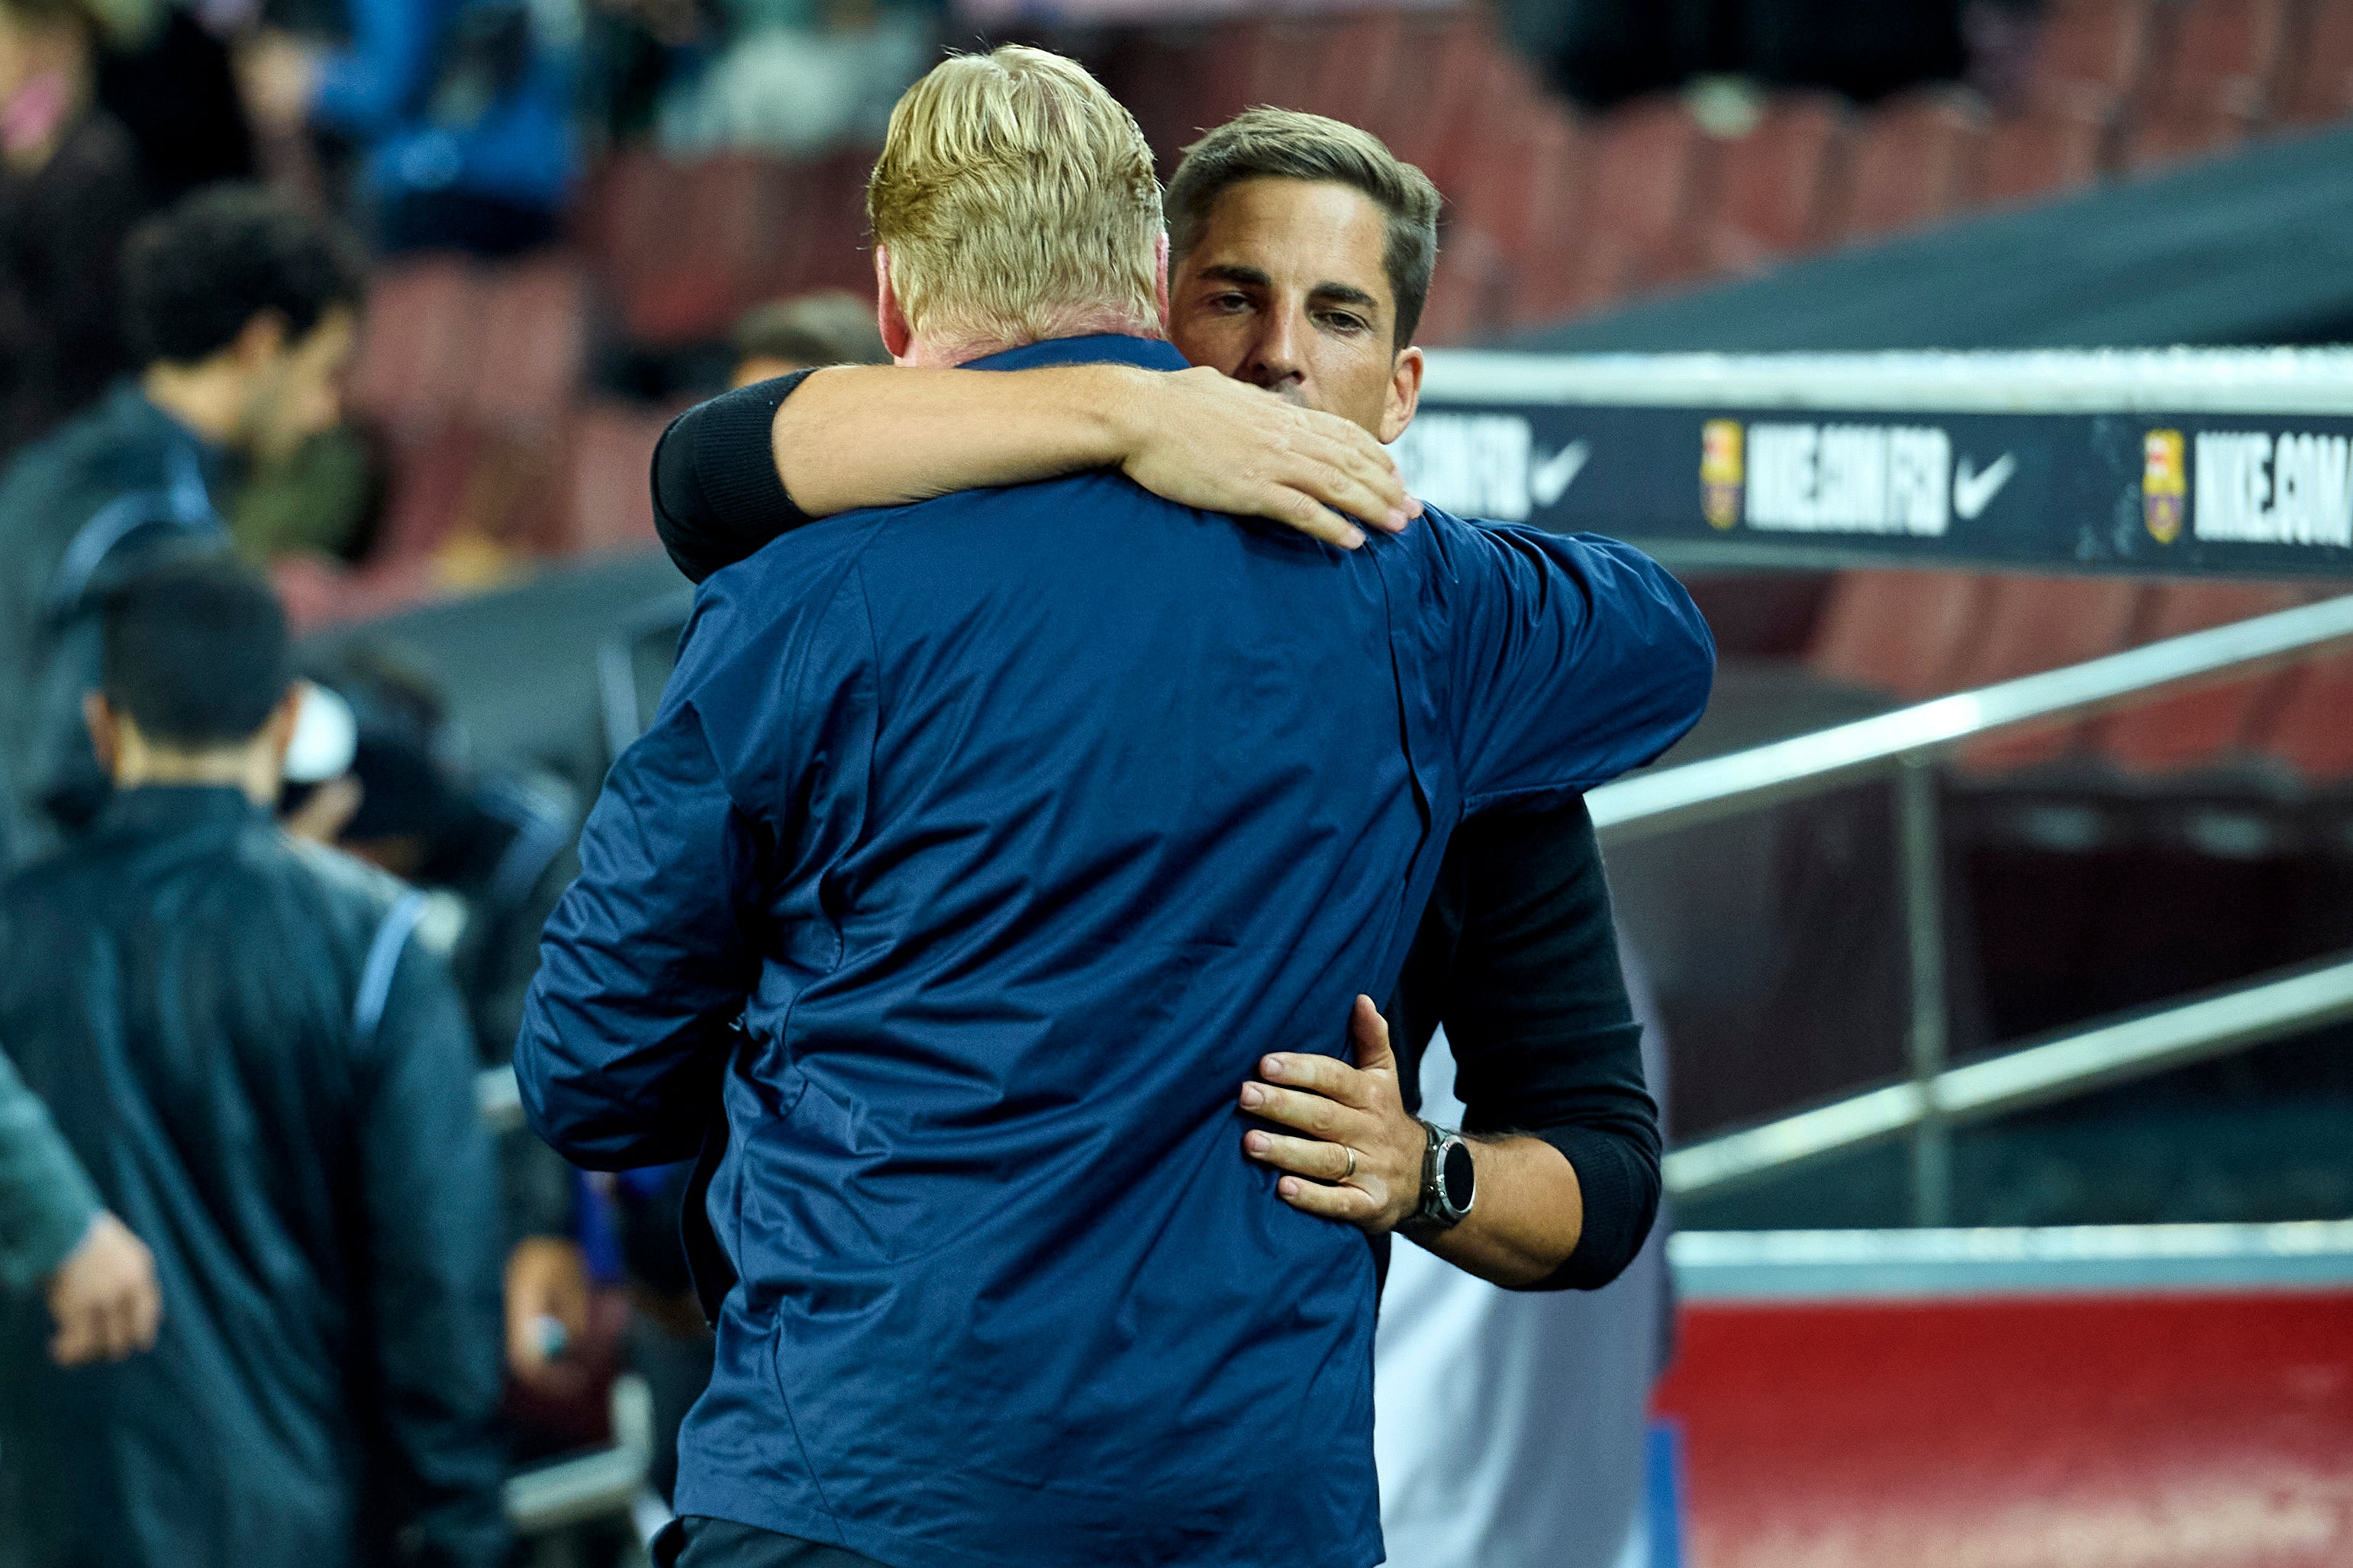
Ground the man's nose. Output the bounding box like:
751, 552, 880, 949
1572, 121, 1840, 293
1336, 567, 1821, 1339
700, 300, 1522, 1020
1241, 310, 1308, 392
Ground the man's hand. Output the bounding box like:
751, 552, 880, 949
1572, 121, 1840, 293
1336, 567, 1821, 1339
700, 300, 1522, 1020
1239, 995, 1426, 1232
504, 1235, 589, 1389
1120, 367, 1419, 550
47, 1212, 162, 1366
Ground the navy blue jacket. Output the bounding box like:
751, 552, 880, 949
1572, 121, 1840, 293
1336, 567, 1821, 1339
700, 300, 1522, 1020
517, 335, 1713, 1568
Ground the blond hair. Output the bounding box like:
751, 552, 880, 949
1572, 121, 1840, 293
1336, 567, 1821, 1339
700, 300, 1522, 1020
868, 47, 1163, 353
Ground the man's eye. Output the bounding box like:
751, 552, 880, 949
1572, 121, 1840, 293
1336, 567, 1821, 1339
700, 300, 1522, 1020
1210, 292, 1249, 311
1319, 312, 1368, 334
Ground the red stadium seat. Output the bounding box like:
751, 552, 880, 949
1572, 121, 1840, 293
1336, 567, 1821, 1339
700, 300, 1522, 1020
1299, 10, 1406, 133
2024, 0, 2157, 120
1807, 571, 1994, 700
1838, 88, 1987, 242
1566, 97, 1710, 312
1973, 111, 2106, 204
2248, 635, 2353, 780
1700, 92, 1850, 273
560, 401, 675, 555
1950, 575, 2150, 769
1380, 11, 1491, 177
2122, 0, 2290, 169
469, 257, 587, 435
2279, 0, 2353, 123
1499, 111, 1592, 327
2092, 584, 2308, 772
348, 258, 484, 434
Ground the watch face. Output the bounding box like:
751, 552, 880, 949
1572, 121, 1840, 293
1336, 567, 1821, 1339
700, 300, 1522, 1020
1439, 1138, 1475, 1212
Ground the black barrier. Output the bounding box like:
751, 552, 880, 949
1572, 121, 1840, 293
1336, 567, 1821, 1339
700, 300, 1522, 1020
1408, 351, 2353, 578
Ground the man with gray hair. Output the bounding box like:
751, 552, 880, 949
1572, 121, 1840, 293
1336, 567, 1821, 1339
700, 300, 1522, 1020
518, 47, 1713, 1568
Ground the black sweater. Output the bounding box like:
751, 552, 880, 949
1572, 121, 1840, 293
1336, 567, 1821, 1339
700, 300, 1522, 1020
647, 375, 1662, 1289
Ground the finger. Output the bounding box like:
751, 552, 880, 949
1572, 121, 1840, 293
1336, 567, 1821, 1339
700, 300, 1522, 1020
1243, 1129, 1359, 1183
1259, 488, 1364, 549
130, 1278, 162, 1351
1258, 1050, 1377, 1107
1237, 1079, 1359, 1136
1293, 415, 1414, 519
1274, 1173, 1383, 1223
1349, 995, 1397, 1075
100, 1294, 137, 1361
50, 1309, 93, 1367
1281, 445, 1403, 532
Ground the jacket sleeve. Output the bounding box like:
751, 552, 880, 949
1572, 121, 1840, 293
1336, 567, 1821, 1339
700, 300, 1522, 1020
652, 373, 817, 584
1410, 520, 1715, 809
1438, 801, 1662, 1292
514, 683, 762, 1169
355, 932, 512, 1568
0, 1044, 102, 1294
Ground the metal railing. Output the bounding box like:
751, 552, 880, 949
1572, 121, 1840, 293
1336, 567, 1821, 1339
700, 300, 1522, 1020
1593, 593, 2353, 1220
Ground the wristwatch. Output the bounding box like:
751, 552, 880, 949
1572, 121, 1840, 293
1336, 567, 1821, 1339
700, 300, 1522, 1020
1407, 1119, 1476, 1232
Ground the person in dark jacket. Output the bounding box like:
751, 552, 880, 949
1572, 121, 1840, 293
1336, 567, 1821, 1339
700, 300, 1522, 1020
238, 0, 580, 256
0, 557, 510, 1568
0, 183, 364, 868
0, 0, 151, 461
520, 49, 1712, 1568
643, 105, 1681, 1567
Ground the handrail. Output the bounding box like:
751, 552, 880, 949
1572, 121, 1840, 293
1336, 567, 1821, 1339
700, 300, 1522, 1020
1589, 592, 2353, 847
1663, 954, 2353, 1201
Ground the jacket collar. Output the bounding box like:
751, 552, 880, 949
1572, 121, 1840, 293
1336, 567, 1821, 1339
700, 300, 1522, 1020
95, 784, 265, 839
962, 334, 1188, 375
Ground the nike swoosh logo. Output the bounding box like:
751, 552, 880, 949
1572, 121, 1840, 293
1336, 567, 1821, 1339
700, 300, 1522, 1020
1529, 440, 1591, 507
1953, 452, 2016, 520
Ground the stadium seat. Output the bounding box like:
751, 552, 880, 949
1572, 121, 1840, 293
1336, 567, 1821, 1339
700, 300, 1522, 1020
560, 402, 675, 555
1838, 88, 1987, 242
1807, 571, 1994, 700
1948, 575, 2149, 769
2252, 657, 2353, 778
1566, 97, 1710, 312
2091, 584, 2308, 772
1973, 111, 2106, 204
2279, 0, 2353, 122
1499, 111, 1592, 327
1299, 9, 1404, 132
2023, 0, 2157, 121
469, 257, 587, 435
349, 258, 484, 435
1381, 11, 1493, 179
2121, 0, 2290, 169
1700, 93, 1850, 273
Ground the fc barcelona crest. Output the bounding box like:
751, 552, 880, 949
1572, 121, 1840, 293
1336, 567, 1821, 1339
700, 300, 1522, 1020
1700, 420, 1744, 530
2144, 429, 2186, 545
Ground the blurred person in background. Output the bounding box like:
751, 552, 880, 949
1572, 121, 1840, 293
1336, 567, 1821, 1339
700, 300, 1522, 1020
0, 0, 148, 459
0, 557, 508, 1568
649, 104, 1675, 1568
0, 1044, 162, 1366
654, 0, 928, 158
237, 0, 581, 256
526, 47, 1707, 1568
728, 286, 887, 388
89, 0, 255, 203
285, 645, 594, 1393
0, 183, 363, 870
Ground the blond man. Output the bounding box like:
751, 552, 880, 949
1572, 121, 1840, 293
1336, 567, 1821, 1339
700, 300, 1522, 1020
517, 48, 1713, 1568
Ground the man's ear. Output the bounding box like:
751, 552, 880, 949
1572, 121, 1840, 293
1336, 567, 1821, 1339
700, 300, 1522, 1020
262, 686, 302, 776
1379, 345, 1425, 446
875, 247, 914, 363
82, 691, 119, 778
229, 309, 290, 372
1153, 231, 1172, 331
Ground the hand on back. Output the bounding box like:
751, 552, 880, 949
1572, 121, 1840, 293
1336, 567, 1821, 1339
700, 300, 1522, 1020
1121, 366, 1420, 550
47, 1212, 161, 1366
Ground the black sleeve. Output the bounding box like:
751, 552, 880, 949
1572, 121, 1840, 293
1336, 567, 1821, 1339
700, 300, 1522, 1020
1413, 796, 1663, 1293
651, 371, 820, 584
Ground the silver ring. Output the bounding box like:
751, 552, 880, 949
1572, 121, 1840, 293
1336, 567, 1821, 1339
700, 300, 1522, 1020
1341, 1147, 1357, 1181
